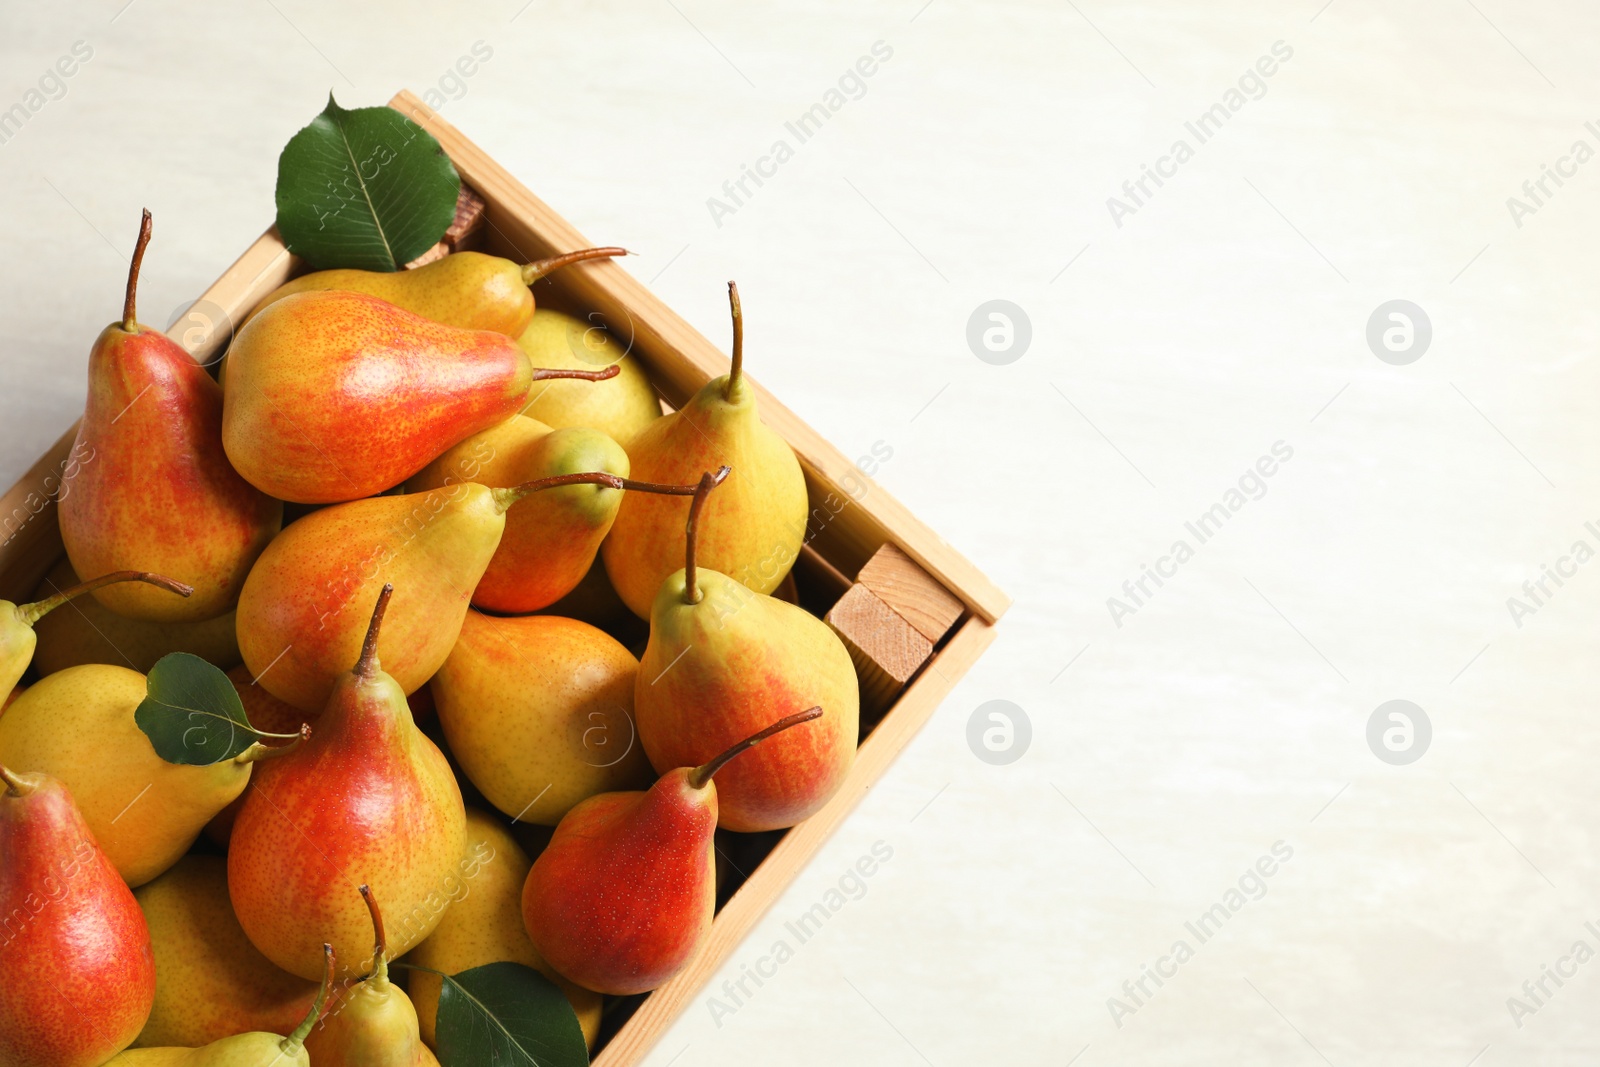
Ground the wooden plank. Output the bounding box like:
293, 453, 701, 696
386, 91, 1010, 625
169, 228, 294, 362
858, 542, 966, 645
591, 615, 997, 1067
825, 583, 932, 719
0, 423, 78, 603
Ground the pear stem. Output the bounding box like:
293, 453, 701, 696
520, 246, 630, 285
0, 764, 32, 798
687, 707, 824, 790
284, 944, 335, 1052
355, 584, 393, 680
531, 365, 621, 383
491, 471, 708, 514
18, 570, 193, 627
358, 884, 391, 990
683, 466, 733, 605
724, 281, 743, 400
234, 723, 313, 763
123, 209, 152, 332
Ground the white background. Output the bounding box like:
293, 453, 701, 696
3, 2, 1599, 1064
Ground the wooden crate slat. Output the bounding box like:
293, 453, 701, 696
857, 542, 966, 644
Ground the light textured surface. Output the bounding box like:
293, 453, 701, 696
3, 1, 1598, 1063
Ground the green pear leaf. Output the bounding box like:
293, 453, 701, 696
275, 93, 461, 272
134, 653, 260, 766
434, 962, 589, 1067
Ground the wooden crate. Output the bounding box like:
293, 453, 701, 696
0, 91, 1009, 1065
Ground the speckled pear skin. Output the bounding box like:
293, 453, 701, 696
517, 308, 661, 446
637, 569, 858, 832
222, 289, 533, 504
234, 485, 507, 712
59, 277, 280, 623
0, 665, 256, 887
243, 252, 536, 336
228, 598, 467, 982
0, 768, 155, 1067
431, 611, 651, 827
133, 856, 318, 1049
410, 416, 629, 613
520, 770, 717, 996
600, 370, 806, 619
407, 810, 602, 1050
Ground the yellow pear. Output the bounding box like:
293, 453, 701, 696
0, 665, 293, 886
518, 308, 661, 445
106, 944, 334, 1066
29, 558, 242, 676
134, 856, 319, 1048
432, 611, 651, 826
601, 283, 807, 617
302, 885, 439, 1066
409, 809, 602, 1049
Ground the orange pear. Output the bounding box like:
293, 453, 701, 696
58, 210, 281, 621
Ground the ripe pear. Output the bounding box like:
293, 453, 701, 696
236, 470, 659, 712
58, 210, 281, 622
0, 665, 300, 887
0, 765, 155, 1067
521, 709, 822, 995
229, 587, 467, 981
432, 611, 652, 826
408, 809, 602, 1050
602, 282, 807, 618
244, 247, 629, 337
0, 570, 191, 697
234, 483, 509, 711
107, 944, 334, 1067
410, 416, 635, 613
223, 289, 534, 504
636, 472, 858, 831
303, 886, 439, 1066
518, 307, 661, 445
133, 856, 318, 1048
28, 559, 241, 676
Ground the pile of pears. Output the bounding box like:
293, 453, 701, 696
0, 210, 862, 1066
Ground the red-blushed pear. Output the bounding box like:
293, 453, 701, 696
228, 587, 467, 981
0, 570, 191, 697
236, 468, 702, 712
410, 415, 707, 614
636, 472, 858, 831
243, 246, 630, 337
520, 708, 823, 996
58, 210, 281, 622
0, 765, 155, 1067
601, 282, 808, 618
222, 289, 533, 504
303, 886, 439, 1066
108, 944, 335, 1066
